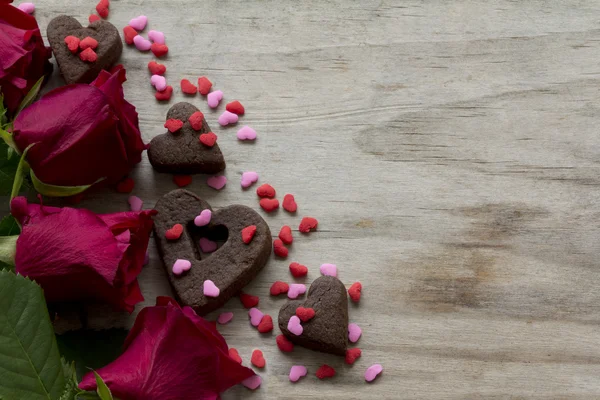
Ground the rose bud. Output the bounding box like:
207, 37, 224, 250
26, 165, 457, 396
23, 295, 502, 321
79, 297, 256, 399
9, 196, 156, 312
0, 2, 52, 115
12, 66, 146, 194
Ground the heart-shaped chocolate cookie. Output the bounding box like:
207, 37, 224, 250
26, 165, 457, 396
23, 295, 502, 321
153, 189, 271, 315
148, 102, 226, 174
47, 15, 122, 84
278, 276, 349, 355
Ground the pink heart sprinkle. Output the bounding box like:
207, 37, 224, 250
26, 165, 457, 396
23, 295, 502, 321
365, 364, 383, 382
287, 284, 307, 299
207, 175, 227, 190
320, 263, 337, 277
217, 312, 234, 325
128, 16, 148, 31
218, 111, 238, 126
242, 374, 261, 390
150, 74, 167, 91
289, 365, 308, 382
199, 237, 217, 253
237, 125, 257, 141
241, 171, 259, 188
348, 322, 362, 343
17, 2, 35, 14
248, 307, 264, 326
287, 315, 303, 335
128, 195, 143, 211
172, 259, 191, 275
203, 280, 220, 297
148, 29, 165, 44
207, 90, 223, 108
194, 209, 212, 226
133, 35, 152, 51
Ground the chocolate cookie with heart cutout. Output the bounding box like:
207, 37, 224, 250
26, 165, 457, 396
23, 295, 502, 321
47, 15, 122, 84
153, 189, 271, 315
278, 276, 349, 355
148, 102, 226, 174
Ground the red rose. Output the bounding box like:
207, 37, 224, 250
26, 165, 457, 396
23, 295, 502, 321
79, 297, 256, 400
0, 2, 52, 115
10, 196, 156, 312
12, 66, 146, 189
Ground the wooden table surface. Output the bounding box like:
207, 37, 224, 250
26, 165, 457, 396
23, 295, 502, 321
30, 0, 600, 398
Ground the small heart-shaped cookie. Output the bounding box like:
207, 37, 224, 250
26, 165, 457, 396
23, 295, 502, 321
278, 276, 348, 355
148, 102, 226, 174
47, 15, 122, 84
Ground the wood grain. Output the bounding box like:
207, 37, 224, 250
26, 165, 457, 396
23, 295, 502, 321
26, 0, 600, 398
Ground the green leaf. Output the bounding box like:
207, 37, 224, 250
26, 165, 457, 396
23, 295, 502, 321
0, 215, 20, 236
0, 127, 17, 153
58, 360, 78, 400
11, 143, 32, 200
0, 92, 7, 127
93, 372, 113, 400
16, 75, 44, 116
31, 170, 99, 197
76, 392, 101, 400
0, 270, 66, 400
0, 235, 17, 266
0, 141, 20, 196
7, 146, 15, 160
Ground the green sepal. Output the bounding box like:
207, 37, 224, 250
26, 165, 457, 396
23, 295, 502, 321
93, 372, 113, 400
30, 170, 101, 197
16, 75, 44, 116
10, 143, 33, 200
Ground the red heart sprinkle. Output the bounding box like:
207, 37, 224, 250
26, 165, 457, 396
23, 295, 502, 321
165, 223, 183, 240
123, 26, 138, 45
226, 100, 245, 115
260, 198, 279, 213
79, 36, 98, 50
89, 14, 100, 23
257, 315, 273, 334
282, 194, 297, 213
273, 239, 288, 258
348, 282, 362, 303
64, 36, 80, 53
116, 177, 134, 193
173, 175, 192, 187
197, 76, 212, 95
79, 48, 97, 62
316, 365, 336, 379
276, 334, 294, 352
188, 111, 204, 131
295, 307, 315, 322
241, 225, 257, 244
155, 85, 173, 101
239, 292, 259, 308
299, 217, 318, 233
199, 132, 217, 147
345, 348, 362, 365
278, 225, 293, 245
270, 281, 289, 296
229, 348, 242, 364
151, 43, 169, 57
256, 183, 276, 198
181, 79, 197, 95
251, 349, 266, 368
164, 118, 183, 133
289, 262, 308, 277
95, 0, 109, 18
147, 60, 166, 75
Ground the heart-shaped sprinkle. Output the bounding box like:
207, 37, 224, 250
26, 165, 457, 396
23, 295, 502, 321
79, 36, 98, 50
165, 223, 183, 240
348, 282, 362, 302
288, 283, 306, 299
207, 90, 223, 108
320, 263, 337, 277
287, 315, 303, 335
123, 26, 138, 45
316, 365, 336, 379
95, 0, 108, 18
299, 217, 318, 233
241, 225, 257, 244
240, 292, 259, 308
199, 132, 217, 147
172, 259, 191, 275
188, 111, 204, 130
206, 175, 227, 190
278, 226, 293, 245
147, 60, 166, 75
199, 237, 217, 253
345, 348, 362, 365
276, 334, 294, 352
256, 184, 275, 198
151, 43, 169, 57
282, 194, 297, 213
289, 365, 307, 382
203, 280, 220, 297
173, 175, 192, 187
242, 375, 261, 390
155, 85, 173, 101
248, 307, 264, 326
79, 48, 97, 62
164, 118, 183, 133
197, 76, 212, 95
348, 323, 362, 343
251, 349, 266, 368
260, 198, 279, 212
270, 281, 289, 296
257, 315, 273, 333
237, 125, 257, 140
89, 14, 100, 23
151, 74, 167, 92
273, 239, 288, 258
181, 79, 197, 95
148, 29, 165, 44
226, 100, 245, 115
289, 262, 308, 278
133, 35, 151, 51
194, 209, 212, 226
64, 36, 80, 54
128, 195, 143, 211
228, 348, 242, 364
17, 2, 35, 14
128, 15, 147, 31
116, 177, 135, 193
241, 171, 259, 188
365, 364, 383, 382
295, 307, 315, 322
218, 111, 238, 126
217, 311, 233, 324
